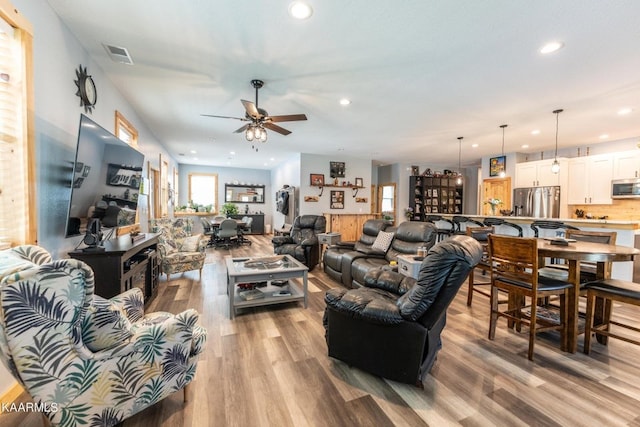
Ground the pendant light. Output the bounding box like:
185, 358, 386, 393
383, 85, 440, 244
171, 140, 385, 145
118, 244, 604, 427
456, 137, 463, 185
551, 109, 563, 174
499, 124, 507, 178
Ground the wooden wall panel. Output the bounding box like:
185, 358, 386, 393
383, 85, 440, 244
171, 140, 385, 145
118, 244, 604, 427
323, 213, 379, 242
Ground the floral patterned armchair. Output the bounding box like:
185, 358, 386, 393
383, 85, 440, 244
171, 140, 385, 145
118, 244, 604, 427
149, 217, 208, 280
0, 245, 207, 427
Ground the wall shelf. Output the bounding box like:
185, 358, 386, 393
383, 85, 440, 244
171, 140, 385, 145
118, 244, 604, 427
311, 184, 364, 197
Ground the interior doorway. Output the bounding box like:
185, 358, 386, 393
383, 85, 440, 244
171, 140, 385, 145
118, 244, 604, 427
482, 177, 512, 216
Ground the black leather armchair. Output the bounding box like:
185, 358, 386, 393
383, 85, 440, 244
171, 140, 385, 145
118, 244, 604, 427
348, 221, 437, 288
272, 215, 327, 271
323, 219, 389, 286
323, 235, 483, 386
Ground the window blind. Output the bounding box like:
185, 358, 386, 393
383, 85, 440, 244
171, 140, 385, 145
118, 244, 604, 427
0, 18, 26, 249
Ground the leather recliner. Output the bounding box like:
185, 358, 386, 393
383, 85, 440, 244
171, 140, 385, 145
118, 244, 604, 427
348, 221, 437, 288
272, 215, 327, 271
323, 219, 389, 286
324, 235, 483, 386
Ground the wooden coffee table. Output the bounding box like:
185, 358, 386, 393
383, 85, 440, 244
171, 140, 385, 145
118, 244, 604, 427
225, 254, 309, 318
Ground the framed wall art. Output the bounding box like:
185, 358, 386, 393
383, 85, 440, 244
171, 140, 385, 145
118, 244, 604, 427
354, 177, 363, 187
310, 173, 324, 186
330, 161, 345, 178
330, 190, 344, 209
489, 156, 506, 177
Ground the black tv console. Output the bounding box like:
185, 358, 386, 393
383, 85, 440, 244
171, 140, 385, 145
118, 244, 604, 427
69, 233, 160, 304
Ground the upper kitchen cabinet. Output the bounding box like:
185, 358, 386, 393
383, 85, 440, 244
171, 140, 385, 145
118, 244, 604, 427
515, 158, 567, 188
567, 154, 613, 205
613, 150, 640, 179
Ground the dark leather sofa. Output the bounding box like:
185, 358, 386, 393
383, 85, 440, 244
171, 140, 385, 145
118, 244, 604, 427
323, 219, 389, 285
348, 221, 437, 288
323, 235, 483, 386
272, 215, 326, 271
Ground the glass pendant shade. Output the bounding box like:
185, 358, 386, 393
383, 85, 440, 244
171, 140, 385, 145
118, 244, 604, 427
246, 127, 255, 141
551, 159, 560, 174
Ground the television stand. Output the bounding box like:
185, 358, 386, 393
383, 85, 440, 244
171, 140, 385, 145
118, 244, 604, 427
69, 233, 160, 304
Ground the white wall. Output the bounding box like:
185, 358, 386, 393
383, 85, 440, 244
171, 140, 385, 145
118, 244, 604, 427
299, 153, 372, 216
270, 154, 301, 232
0, 0, 178, 396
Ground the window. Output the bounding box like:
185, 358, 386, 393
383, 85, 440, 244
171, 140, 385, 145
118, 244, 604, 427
378, 183, 396, 223
0, 10, 34, 249
115, 110, 138, 147
188, 173, 218, 212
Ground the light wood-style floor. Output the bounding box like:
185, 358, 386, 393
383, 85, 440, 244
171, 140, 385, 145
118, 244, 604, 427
5, 235, 640, 427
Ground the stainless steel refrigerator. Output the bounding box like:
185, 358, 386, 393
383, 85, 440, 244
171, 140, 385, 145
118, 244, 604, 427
512, 186, 561, 218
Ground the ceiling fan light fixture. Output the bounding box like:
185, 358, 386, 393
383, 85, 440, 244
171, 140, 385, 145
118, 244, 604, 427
246, 127, 255, 141
288, 1, 313, 20
259, 128, 268, 142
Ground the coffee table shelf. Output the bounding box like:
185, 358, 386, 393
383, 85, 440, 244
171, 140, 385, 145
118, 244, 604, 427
225, 254, 309, 318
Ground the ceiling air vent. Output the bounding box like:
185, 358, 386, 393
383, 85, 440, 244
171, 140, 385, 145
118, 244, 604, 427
103, 44, 134, 65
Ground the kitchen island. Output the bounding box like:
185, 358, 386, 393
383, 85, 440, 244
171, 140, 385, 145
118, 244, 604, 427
435, 214, 640, 281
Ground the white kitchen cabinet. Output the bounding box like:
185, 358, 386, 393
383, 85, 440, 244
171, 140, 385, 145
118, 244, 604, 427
567, 154, 613, 205
515, 158, 567, 188
613, 150, 640, 179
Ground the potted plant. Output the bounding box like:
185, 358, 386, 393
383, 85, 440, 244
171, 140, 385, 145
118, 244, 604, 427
221, 203, 239, 217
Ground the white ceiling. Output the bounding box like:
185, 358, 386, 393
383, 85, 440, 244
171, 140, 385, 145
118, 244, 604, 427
47, 0, 640, 170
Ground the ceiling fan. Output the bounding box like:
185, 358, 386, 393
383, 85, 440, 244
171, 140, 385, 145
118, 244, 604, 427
202, 79, 307, 151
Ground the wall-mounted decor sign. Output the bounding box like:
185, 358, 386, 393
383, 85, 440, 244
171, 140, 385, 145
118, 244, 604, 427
304, 196, 319, 202
355, 197, 368, 203
489, 156, 506, 177
330, 161, 345, 178
330, 190, 344, 209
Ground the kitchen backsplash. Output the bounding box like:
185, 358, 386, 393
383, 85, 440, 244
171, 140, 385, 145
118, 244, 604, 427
569, 199, 640, 220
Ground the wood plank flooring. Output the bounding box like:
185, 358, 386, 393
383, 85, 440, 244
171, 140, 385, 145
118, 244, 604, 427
4, 235, 640, 427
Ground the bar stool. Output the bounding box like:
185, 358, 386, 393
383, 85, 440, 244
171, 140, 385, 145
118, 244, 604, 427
483, 217, 523, 237
452, 216, 484, 235
583, 278, 640, 354
425, 215, 453, 242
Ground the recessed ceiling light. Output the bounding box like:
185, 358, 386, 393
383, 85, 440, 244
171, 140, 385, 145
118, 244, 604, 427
288, 1, 313, 19
531, 129, 540, 135
540, 41, 564, 54
263, 163, 268, 166
599, 134, 609, 139
190, 150, 197, 154
270, 157, 275, 161
618, 108, 633, 115
471, 143, 479, 148
521, 144, 529, 148
230, 151, 235, 155
339, 98, 351, 106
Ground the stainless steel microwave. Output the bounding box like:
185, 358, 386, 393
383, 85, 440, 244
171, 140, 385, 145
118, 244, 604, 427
611, 178, 640, 198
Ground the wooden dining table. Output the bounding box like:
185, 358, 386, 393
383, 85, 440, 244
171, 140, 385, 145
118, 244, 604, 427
537, 238, 640, 353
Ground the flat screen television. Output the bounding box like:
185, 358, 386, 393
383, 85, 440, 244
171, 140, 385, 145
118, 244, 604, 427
65, 114, 145, 238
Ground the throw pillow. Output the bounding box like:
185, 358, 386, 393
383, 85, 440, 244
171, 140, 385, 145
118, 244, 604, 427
179, 234, 202, 252
371, 231, 395, 253
82, 296, 133, 352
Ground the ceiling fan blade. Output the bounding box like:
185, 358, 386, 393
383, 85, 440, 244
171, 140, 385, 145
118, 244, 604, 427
201, 114, 248, 121
268, 114, 308, 123
241, 99, 261, 119
233, 124, 250, 134
264, 122, 292, 135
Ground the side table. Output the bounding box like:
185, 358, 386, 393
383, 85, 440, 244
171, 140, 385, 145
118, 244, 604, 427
317, 232, 342, 264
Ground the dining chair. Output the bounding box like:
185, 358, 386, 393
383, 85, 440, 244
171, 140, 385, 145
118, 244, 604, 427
583, 278, 640, 354
465, 226, 495, 306
238, 216, 253, 246
215, 218, 239, 249
200, 217, 216, 247
488, 234, 573, 360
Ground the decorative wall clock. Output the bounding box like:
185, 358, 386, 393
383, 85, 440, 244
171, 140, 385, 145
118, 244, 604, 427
74, 65, 97, 113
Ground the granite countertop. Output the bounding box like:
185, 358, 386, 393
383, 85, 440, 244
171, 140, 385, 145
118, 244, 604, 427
440, 214, 640, 228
